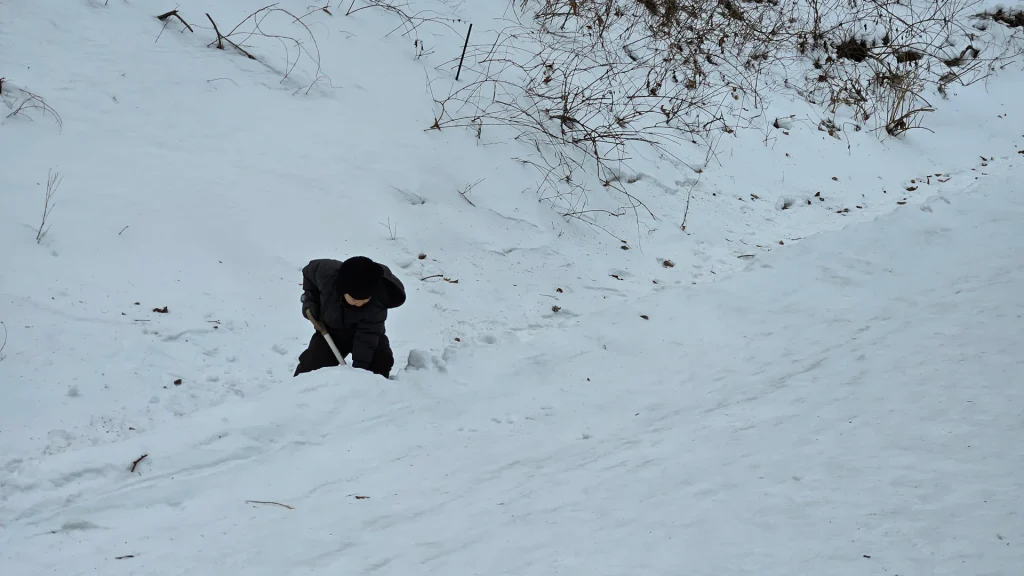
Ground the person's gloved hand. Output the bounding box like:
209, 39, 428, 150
300, 292, 320, 321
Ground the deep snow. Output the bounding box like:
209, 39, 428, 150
1, 0, 1022, 573
4, 162, 1022, 575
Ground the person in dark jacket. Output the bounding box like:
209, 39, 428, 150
294, 256, 406, 378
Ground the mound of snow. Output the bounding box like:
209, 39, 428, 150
3, 163, 1021, 575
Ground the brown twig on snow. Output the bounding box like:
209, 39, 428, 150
458, 178, 483, 207
206, 13, 256, 59
246, 500, 294, 510
420, 274, 444, 281
130, 454, 148, 473
156, 9, 194, 32
36, 169, 61, 244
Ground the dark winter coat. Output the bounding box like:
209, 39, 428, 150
300, 258, 406, 369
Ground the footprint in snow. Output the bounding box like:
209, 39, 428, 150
43, 430, 73, 455
56, 521, 103, 533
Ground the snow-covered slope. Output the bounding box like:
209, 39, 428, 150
4, 156, 1022, 575
3, 0, 1020, 461
2, 0, 1022, 573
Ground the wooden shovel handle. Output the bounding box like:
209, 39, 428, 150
304, 308, 327, 334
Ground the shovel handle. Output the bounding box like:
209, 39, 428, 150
305, 307, 326, 334
305, 308, 346, 365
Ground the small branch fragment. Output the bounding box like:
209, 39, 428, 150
246, 500, 294, 509
115, 555, 136, 560
156, 9, 194, 33
0, 320, 7, 362
130, 454, 148, 473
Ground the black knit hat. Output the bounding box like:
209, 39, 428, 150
337, 256, 382, 300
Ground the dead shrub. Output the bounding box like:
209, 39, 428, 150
835, 36, 871, 62
980, 7, 1024, 28
421, 0, 1022, 227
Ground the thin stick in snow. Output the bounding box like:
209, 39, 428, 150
246, 500, 294, 510
156, 10, 194, 33
206, 13, 256, 60
680, 176, 699, 232
36, 170, 61, 244
379, 218, 397, 240
0, 321, 7, 362
130, 454, 148, 473
458, 178, 483, 207
456, 23, 472, 81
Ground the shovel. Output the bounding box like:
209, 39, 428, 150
305, 308, 346, 366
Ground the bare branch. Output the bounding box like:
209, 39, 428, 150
2, 82, 62, 131
156, 9, 194, 33
246, 500, 294, 510
130, 454, 148, 473
200, 5, 332, 93
0, 321, 7, 362
36, 169, 62, 244
458, 178, 484, 206
206, 13, 256, 59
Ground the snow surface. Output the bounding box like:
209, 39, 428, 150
1, 0, 1022, 574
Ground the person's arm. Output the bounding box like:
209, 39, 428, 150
300, 260, 325, 319
351, 310, 387, 370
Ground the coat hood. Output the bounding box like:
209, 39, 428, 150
378, 263, 406, 309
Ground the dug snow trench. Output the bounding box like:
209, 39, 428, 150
2, 169, 1022, 574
